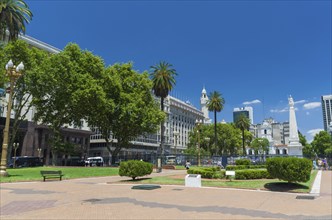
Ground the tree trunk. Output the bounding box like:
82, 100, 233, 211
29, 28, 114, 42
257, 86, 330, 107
214, 110, 219, 155
242, 129, 246, 155
159, 97, 165, 172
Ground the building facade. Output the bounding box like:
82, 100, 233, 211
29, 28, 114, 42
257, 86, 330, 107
249, 118, 289, 155
233, 106, 254, 124
88, 94, 205, 160
321, 95, 332, 134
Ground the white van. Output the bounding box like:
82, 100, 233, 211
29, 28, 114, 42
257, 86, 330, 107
85, 157, 104, 167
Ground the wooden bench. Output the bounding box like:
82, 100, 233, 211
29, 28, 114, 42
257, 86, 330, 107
40, 170, 64, 182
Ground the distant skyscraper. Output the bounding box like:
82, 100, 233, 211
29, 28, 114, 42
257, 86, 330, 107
321, 95, 332, 132
233, 106, 253, 124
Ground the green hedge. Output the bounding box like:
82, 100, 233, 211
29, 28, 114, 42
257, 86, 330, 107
226, 165, 267, 170
235, 159, 251, 165
235, 169, 273, 180
187, 167, 225, 179
266, 157, 312, 183
119, 160, 153, 180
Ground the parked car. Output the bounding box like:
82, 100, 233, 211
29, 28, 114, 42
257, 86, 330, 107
8, 156, 43, 168
85, 157, 104, 167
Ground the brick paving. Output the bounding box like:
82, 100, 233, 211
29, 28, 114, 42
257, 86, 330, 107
0, 170, 331, 219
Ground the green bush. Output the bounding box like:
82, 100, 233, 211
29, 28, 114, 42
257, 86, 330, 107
266, 157, 312, 183
235, 159, 251, 165
234, 169, 272, 180
119, 160, 153, 180
226, 165, 267, 170
187, 167, 224, 179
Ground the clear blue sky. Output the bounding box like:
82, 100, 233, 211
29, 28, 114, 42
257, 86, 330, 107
25, 0, 331, 141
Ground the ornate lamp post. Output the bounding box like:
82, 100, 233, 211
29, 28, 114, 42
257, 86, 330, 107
0, 60, 24, 177
195, 119, 203, 167
173, 131, 179, 155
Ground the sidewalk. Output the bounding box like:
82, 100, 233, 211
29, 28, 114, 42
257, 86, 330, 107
1, 170, 331, 219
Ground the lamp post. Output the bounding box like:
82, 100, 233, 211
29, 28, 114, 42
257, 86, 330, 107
0, 60, 24, 177
195, 119, 202, 167
173, 131, 179, 155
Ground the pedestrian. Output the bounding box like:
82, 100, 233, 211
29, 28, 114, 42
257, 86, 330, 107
185, 160, 190, 170
318, 158, 322, 170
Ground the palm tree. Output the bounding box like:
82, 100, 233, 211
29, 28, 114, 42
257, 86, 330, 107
150, 61, 177, 172
0, 0, 33, 41
235, 114, 251, 155
206, 91, 225, 155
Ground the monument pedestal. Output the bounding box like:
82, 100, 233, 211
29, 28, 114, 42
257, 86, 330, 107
287, 142, 303, 156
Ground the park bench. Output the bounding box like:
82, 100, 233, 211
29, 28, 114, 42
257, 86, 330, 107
40, 170, 64, 182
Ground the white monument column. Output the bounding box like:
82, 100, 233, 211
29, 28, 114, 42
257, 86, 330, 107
287, 96, 303, 156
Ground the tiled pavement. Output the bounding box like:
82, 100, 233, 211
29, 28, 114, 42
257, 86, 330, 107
0, 169, 331, 219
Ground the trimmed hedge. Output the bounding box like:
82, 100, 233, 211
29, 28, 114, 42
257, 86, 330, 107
226, 165, 267, 170
235, 159, 251, 165
266, 157, 312, 183
187, 167, 225, 179
235, 169, 273, 180
119, 160, 153, 180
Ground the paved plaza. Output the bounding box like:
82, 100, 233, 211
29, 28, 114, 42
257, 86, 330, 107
0, 170, 331, 219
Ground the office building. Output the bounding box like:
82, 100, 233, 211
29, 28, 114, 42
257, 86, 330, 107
321, 95, 332, 132
233, 106, 253, 124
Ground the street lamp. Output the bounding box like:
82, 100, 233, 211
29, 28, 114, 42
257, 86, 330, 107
173, 131, 179, 155
0, 60, 24, 177
195, 119, 203, 167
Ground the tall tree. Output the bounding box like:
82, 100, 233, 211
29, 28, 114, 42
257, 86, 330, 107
0, 40, 48, 162
89, 63, 164, 164
206, 91, 225, 155
235, 114, 251, 155
150, 61, 177, 171
311, 131, 332, 158
0, 0, 33, 41
30, 44, 104, 165
250, 138, 269, 154
299, 132, 315, 159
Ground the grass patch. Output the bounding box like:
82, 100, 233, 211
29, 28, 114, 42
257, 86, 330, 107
0, 167, 119, 183
133, 170, 318, 193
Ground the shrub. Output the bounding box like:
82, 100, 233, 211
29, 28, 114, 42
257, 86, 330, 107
235, 169, 272, 180
187, 167, 224, 179
266, 157, 312, 183
119, 160, 153, 180
226, 165, 267, 170
235, 159, 251, 165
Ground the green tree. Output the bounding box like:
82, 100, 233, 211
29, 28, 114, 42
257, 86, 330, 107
311, 131, 332, 158
206, 91, 225, 155
150, 61, 177, 170
0, 0, 33, 41
30, 44, 104, 165
299, 132, 315, 159
235, 114, 251, 155
89, 63, 165, 164
0, 40, 48, 162
250, 138, 269, 154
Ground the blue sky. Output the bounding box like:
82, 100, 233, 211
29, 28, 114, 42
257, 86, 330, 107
25, 0, 331, 141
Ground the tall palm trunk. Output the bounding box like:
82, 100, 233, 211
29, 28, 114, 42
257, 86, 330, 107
242, 129, 246, 155
214, 110, 218, 155
159, 97, 165, 170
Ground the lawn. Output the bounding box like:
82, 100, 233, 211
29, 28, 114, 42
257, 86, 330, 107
1, 167, 318, 194
126, 170, 318, 193
0, 167, 119, 183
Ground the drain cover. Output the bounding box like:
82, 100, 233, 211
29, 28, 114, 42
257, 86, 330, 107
172, 188, 184, 191
131, 184, 161, 190
296, 195, 316, 200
